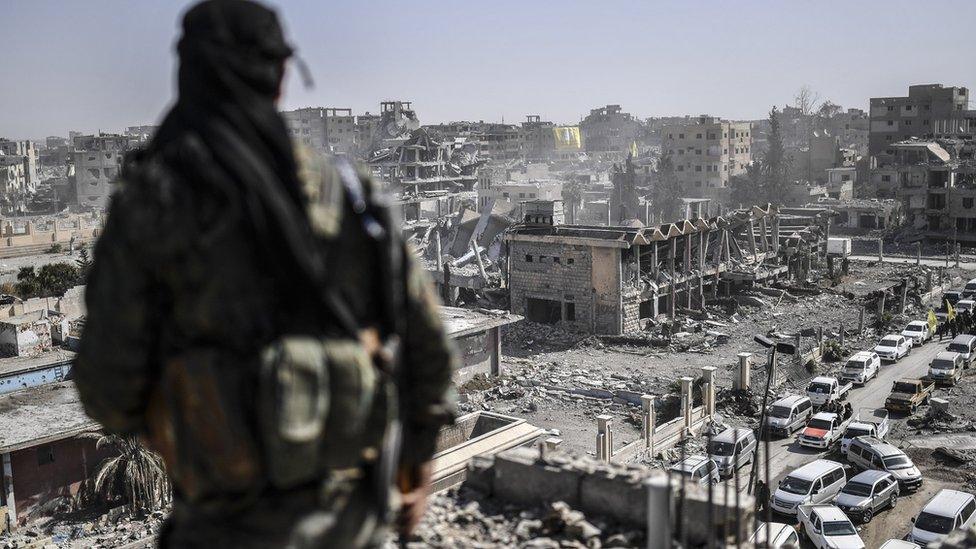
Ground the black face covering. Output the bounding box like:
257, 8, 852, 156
150, 0, 328, 306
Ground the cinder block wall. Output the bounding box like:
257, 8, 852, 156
509, 241, 594, 331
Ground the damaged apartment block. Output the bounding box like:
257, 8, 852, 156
505, 200, 830, 334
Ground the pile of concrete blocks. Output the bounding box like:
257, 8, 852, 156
465, 446, 753, 546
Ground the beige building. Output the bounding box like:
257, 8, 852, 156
661, 116, 753, 198
869, 84, 975, 157
71, 134, 131, 211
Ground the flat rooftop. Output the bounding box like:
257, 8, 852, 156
440, 307, 523, 339
0, 381, 98, 453
0, 349, 75, 377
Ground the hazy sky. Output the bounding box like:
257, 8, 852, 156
2, 0, 975, 139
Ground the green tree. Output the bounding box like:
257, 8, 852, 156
729, 161, 765, 207
651, 151, 684, 222
761, 106, 790, 202
76, 247, 93, 282
15, 267, 40, 298
79, 433, 171, 515
561, 178, 585, 223
15, 262, 80, 299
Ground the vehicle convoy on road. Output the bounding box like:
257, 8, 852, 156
874, 334, 912, 361
806, 376, 853, 408
928, 351, 965, 386
799, 412, 851, 450
833, 470, 899, 524
669, 455, 719, 487
840, 408, 890, 455
908, 489, 976, 545
847, 436, 923, 491
765, 395, 814, 437
797, 504, 865, 549
770, 460, 847, 517
948, 334, 976, 366
840, 351, 880, 386
885, 378, 935, 415
901, 320, 932, 346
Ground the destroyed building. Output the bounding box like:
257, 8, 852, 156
282, 107, 358, 155
660, 115, 753, 199
70, 133, 133, 211
505, 202, 828, 334
581, 105, 638, 160
869, 84, 976, 157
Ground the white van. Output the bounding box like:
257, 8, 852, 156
948, 335, 976, 366
765, 395, 814, 437
707, 427, 757, 477
770, 459, 847, 516
957, 299, 976, 315
749, 522, 799, 548
964, 278, 976, 299
909, 489, 976, 545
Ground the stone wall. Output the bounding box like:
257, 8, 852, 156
509, 241, 597, 332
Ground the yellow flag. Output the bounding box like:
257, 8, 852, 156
947, 300, 957, 320
928, 309, 938, 332
630, 140, 639, 158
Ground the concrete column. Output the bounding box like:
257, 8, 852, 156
956, 243, 961, 268
839, 323, 845, 346
760, 217, 769, 252
900, 279, 908, 314
735, 352, 752, 391
684, 234, 692, 273
651, 242, 659, 280
680, 376, 694, 431
646, 476, 672, 549
771, 212, 780, 255
701, 366, 717, 417
596, 414, 614, 462
878, 238, 884, 262
488, 326, 502, 376
668, 239, 677, 320
544, 437, 563, 452
748, 219, 758, 262
3, 452, 14, 531
641, 394, 655, 452
698, 231, 705, 270
858, 307, 865, 333
916, 242, 922, 266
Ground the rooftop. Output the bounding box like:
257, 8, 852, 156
0, 348, 75, 377
0, 381, 98, 453
440, 307, 523, 339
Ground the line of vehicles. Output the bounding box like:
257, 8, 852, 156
670, 293, 976, 548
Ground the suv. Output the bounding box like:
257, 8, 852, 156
901, 320, 931, 346
833, 470, 899, 524
909, 489, 976, 545
929, 351, 965, 385
948, 334, 976, 366
841, 351, 880, 386
848, 436, 922, 491
874, 334, 911, 361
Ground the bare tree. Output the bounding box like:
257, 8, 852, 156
793, 85, 821, 116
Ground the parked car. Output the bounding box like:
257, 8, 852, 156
799, 412, 850, 450
901, 320, 932, 346
908, 489, 976, 546
963, 279, 976, 299
669, 455, 719, 487
878, 540, 921, 549
765, 395, 814, 438
957, 299, 976, 315
833, 469, 899, 523
946, 290, 965, 305
847, 436, 923, 491
805, 376, 853, 408
948, 334, 976, 367
707, 427, 756, 478
770, 459, 847, 516
797, 504, 865, 549
928, 351, 965, 386
885, 378, 935, 415
840, 408, 890, 455
874, 334, 911, 361
841, 351, 881, 386
748, 522, 799, 548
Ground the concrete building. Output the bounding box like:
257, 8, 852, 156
520, 115, 556, 161
869, 84, 975, 157
441, 307, 522, 382
788, 134, 841, 184
71, 134, 131, 211
661, 115, 753, 198
581, 105, 638, 159
0, 140, 37, 198
825, 166, 856, 199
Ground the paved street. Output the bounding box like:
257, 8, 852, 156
849, 255, 976, 270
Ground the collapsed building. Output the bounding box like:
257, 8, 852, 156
505, 201, 830, 334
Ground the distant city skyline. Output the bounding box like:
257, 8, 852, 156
2, 0, 975, 139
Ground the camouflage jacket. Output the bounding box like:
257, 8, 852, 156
75, 144, 456, 469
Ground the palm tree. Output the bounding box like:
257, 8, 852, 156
80, 433, 171, 515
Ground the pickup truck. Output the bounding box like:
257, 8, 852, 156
797, 504, 866, 549
799, 412, 851, 450
806, 376, 853, 408
884, 378, 935, 415
840, 408, 891, 455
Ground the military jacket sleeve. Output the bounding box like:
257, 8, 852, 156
397, 240, 457, 466
75, 183, 160, 435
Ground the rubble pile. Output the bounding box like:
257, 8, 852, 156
2, 508, 164, 549
407, 489, 643, 549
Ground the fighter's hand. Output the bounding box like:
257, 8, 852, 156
397, 462, 432, 537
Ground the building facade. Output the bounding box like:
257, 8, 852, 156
581, 105, 638, 159
869, 84, 974, 157
660, 116, 753, 198
71, 134, 131, 211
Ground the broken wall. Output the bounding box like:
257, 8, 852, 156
509, 241, 600, 332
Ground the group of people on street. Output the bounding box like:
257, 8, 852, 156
821, 400, 854, 420
937, 306, 975, 340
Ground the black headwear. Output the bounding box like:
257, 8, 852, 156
150, 0, 328, 308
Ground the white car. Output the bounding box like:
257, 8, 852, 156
797, 504, 865, 549
879, 541, 921, 549
901, 320, 931, 346
957, 299, 976, 315
840, 351, 880, 386
749, 522, 799, 548
669, 455, 719, 487
874, 334, 911, 362
909, 489, 976, 545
